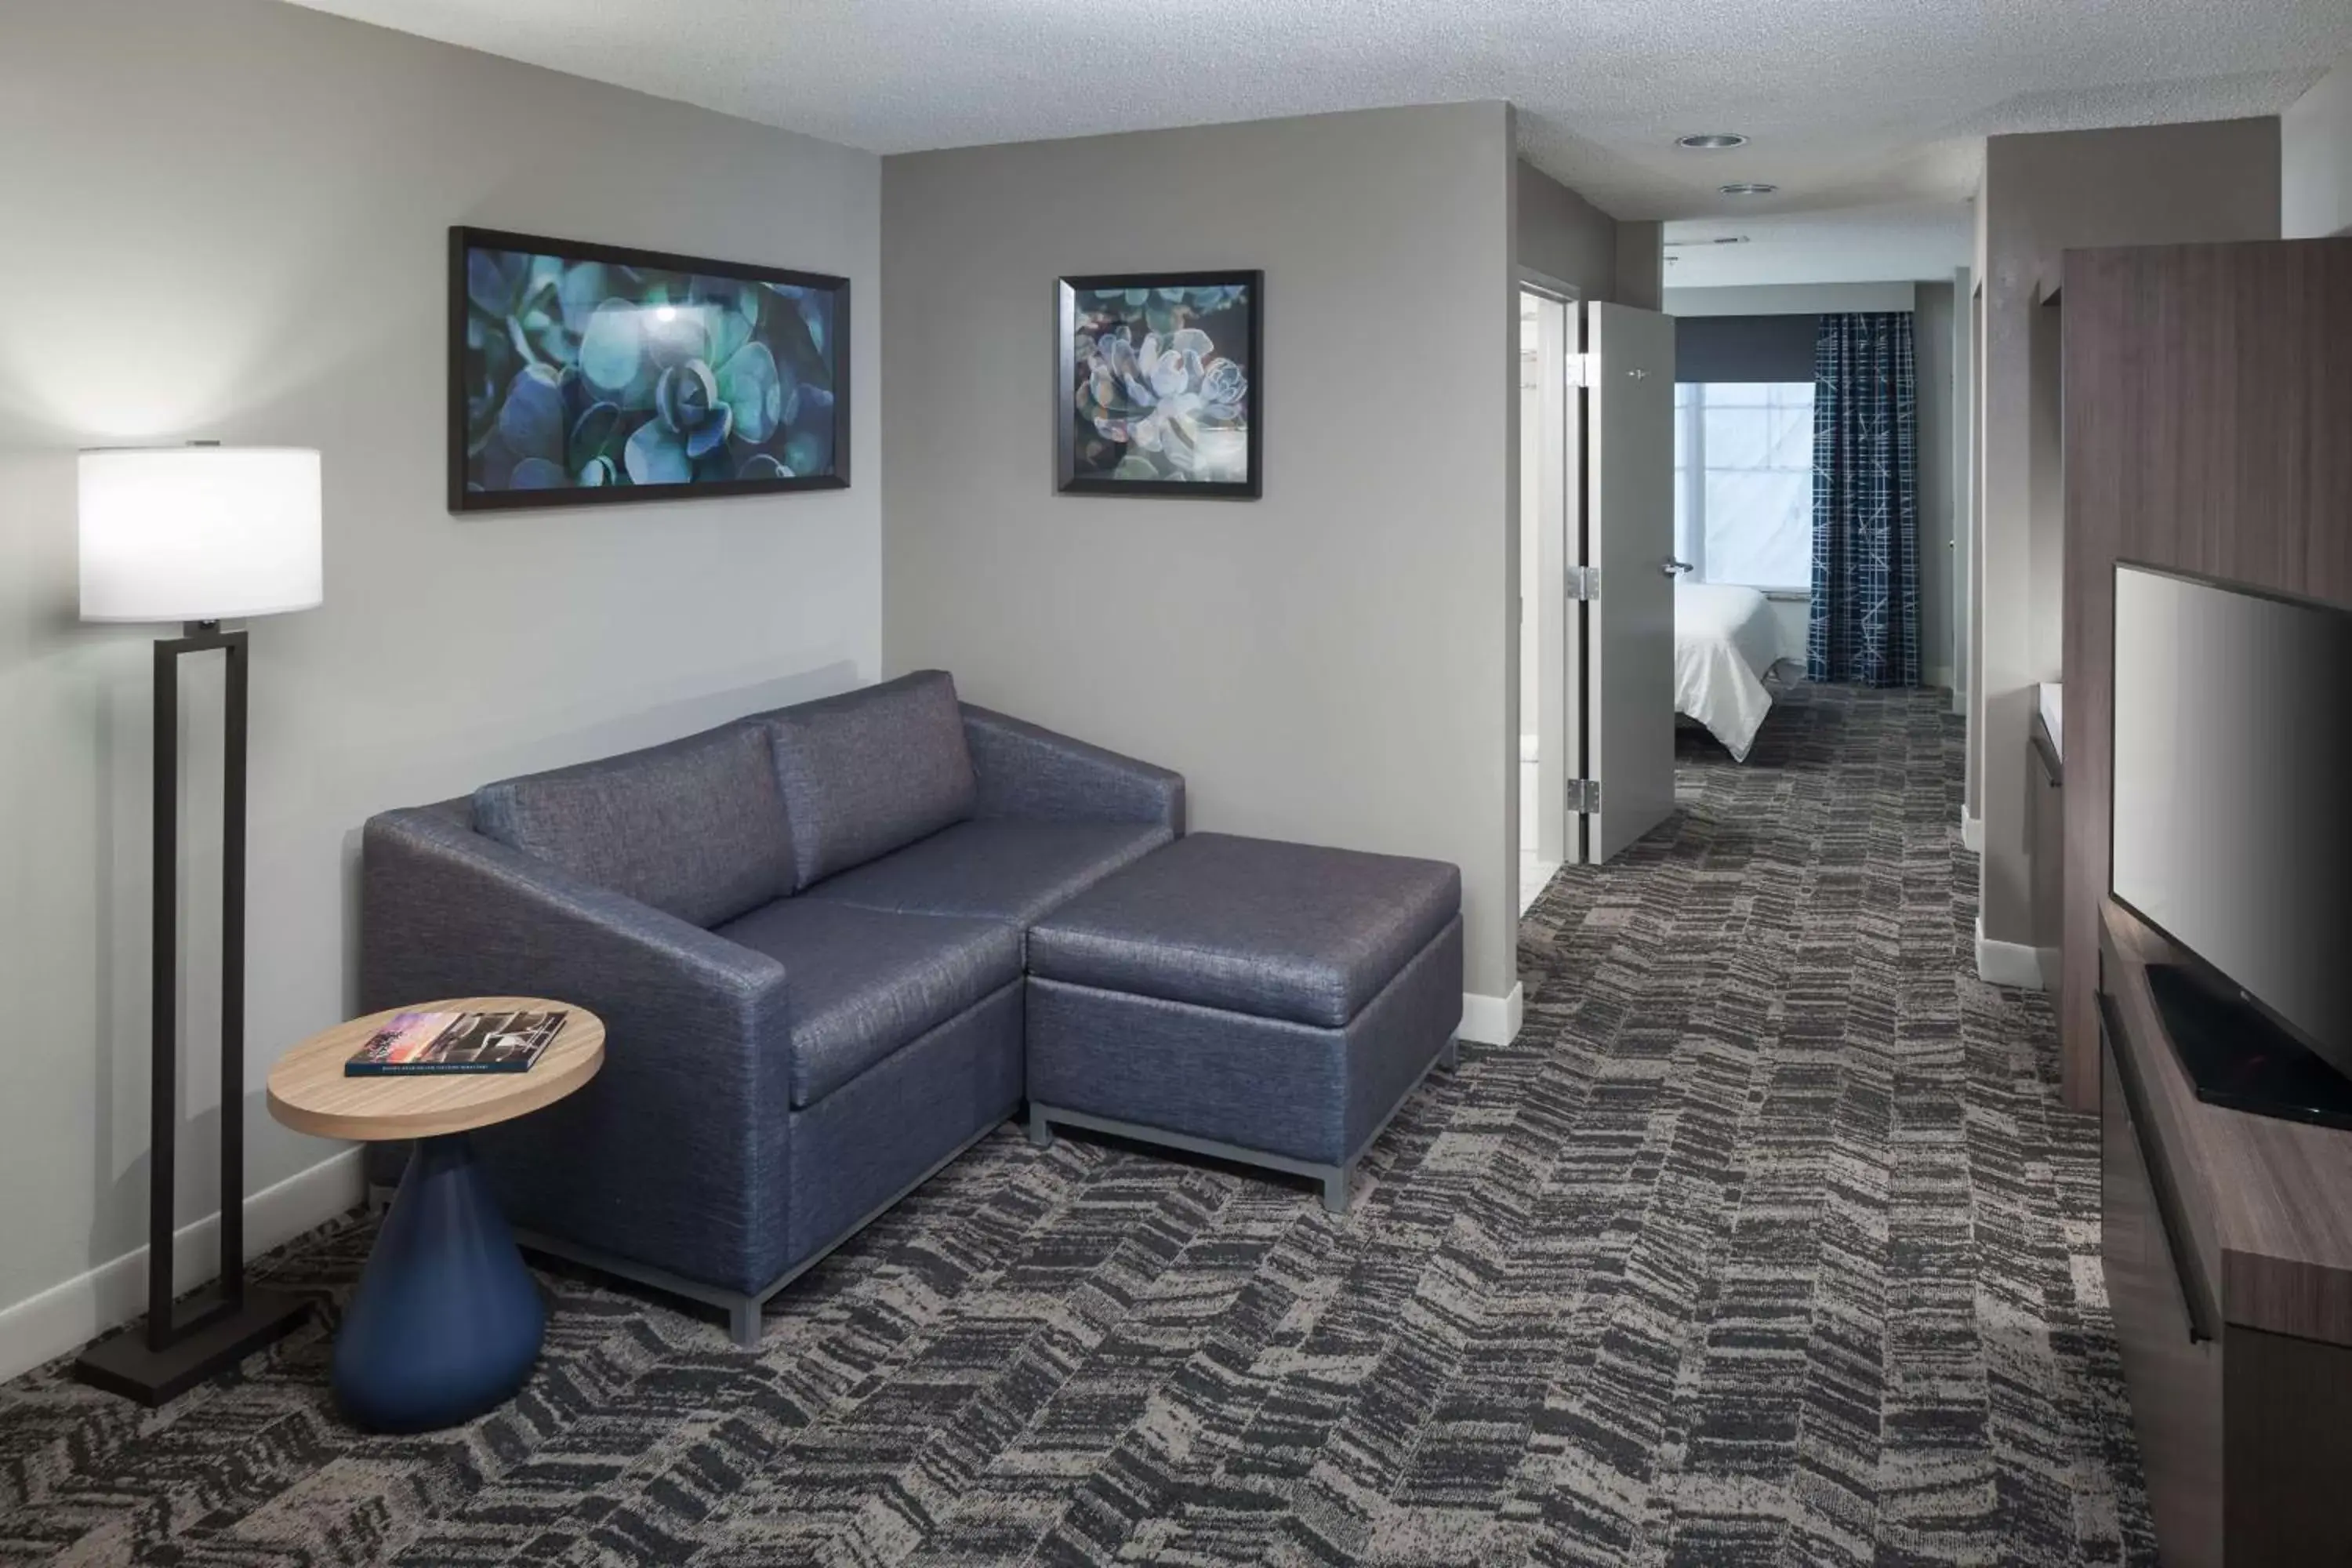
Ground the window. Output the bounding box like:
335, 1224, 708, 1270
1672, 381, 1814, 592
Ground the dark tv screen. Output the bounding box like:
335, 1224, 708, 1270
2111, 564, 2352, 1075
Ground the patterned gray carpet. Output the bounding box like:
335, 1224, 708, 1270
0, 686, 2153, 1566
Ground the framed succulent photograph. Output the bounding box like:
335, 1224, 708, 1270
449, 227, 849, 511
1057, 270, 1261, 499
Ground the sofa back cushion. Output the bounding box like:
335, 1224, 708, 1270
473, 722, 795, 928
757, 671, 978, 890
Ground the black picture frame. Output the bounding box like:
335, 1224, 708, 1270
448, 226, 851, 513
1056, 270, 1262, 500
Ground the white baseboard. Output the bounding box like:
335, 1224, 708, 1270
1975, 916, 2047, 991
0, 1149, 362, 1386
1459, 984, 1525, 1046
1960, 811, 1984, 854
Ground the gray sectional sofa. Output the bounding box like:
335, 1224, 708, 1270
361, 671, 1459, 1345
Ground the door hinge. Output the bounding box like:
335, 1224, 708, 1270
1567, 778, 1601, 814
1564, 353, 1597, 389
1566, 566, 1601, 601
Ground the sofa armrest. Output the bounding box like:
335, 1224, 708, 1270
361, 803, 797, 1292
960, 704, 1185, 834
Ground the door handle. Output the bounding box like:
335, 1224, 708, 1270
1661, 559, 1694, 576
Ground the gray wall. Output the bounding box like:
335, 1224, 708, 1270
2285, 55, 2352, 238
0, 0, 880, 1360
1516, 161, 1617, 299
1614, 223, 1665, 311
881, 103, 1523, 1004
1972, 118, 2280, 948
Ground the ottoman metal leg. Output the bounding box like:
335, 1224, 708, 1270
1441, 1032, 1460, 1072
1026, 1103, 1054, 1149
333, 1134, 544, 1432
1322, 1165, 1352, 1215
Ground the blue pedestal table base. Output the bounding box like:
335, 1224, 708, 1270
332, 1133, 545, 1432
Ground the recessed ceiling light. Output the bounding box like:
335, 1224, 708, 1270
1676, 132, 1749, 151
1719, 182, 1779, 196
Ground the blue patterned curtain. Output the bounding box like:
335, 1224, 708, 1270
1807, 313, 1919, 686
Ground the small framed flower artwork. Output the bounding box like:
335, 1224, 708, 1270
449, 227, 849, 511
1057, 270, 1261, 499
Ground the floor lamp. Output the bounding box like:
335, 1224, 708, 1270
71, 445, 324, 1405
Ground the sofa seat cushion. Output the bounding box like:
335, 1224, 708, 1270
1026, 833, 1461, 1029
800, 819, 1174, 931
755, 671, 978, 891
713, 899, 1020, 1109
472, 723, 793, 930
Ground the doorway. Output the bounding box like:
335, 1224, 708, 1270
1519, 281, 1577, 911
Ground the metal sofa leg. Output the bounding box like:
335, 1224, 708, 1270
1322, 1165, 1352, 1215
730, 1297, 762, 1349
1441, 1032, 1461, 1072
1026, 1103, 1054, 1149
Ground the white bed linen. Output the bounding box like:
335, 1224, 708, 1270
1675, 582, 1786, 762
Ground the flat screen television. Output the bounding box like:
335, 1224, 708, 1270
2111, 562, 2352, 1098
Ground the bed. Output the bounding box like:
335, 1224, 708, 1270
1675, 582, 1791, 762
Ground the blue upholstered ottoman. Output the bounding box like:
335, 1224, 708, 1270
1022, 833, 1463, 1213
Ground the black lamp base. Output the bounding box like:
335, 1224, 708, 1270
72, 1287, 312, 1406
72, 622, 308, 1411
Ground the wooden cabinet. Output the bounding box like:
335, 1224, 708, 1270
2102, 902, 2352, 1565
2101, 1007, 2220, 1565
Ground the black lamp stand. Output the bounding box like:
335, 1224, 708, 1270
73, 621, 311, 1405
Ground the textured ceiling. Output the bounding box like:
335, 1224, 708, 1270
288, 0, 2343, 236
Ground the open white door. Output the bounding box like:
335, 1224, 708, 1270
1582, 301, 1678, 862
1522, 290, 1574, 871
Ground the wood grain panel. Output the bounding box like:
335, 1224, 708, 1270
2061, 239, 2352, 1111
267, 996, 604, 1142
2101, 906, 2224, 1314
2102, 1034, 2223, 1568
2225, 1326, 2352, 1563
2104, 903, 2352, 1346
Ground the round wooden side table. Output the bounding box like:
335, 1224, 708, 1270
267, 997, 604, 1432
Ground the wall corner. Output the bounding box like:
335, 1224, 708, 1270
1613, 221, 1664, 310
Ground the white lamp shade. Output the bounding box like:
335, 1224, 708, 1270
78, 447, 323, 623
